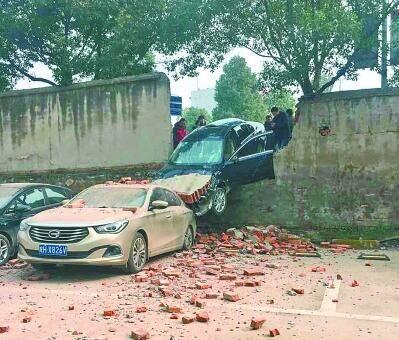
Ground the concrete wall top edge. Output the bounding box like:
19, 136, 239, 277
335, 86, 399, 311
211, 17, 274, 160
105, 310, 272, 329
0, 72, 169, 99
300, 87, 399, 104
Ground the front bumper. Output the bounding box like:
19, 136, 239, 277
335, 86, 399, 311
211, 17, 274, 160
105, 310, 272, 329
17, 227, 132, 266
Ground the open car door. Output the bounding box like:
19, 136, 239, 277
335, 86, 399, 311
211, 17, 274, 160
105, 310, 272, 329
222, 132, 274, 185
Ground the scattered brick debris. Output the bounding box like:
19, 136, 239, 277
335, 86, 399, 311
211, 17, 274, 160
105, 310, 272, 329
131, 328, 150, 340
103, 310, 117, 317
68, 306, 75, 311
136, 306, 147, 313
351, 280, 359, 287
22, 317, 31, 323
182, 316, 194, 324
196, 311, 209, 322
223, 291, 240, 302
269, 328, 280, 337
250, 317, 266, 330
292, 288, 304, 295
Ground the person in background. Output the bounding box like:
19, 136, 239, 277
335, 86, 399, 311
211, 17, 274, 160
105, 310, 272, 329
173, 118, 188, 149
192, 115, 207, 131
270, 107, 291, 150
264, 114, 275, 150
286, 108, 295, 132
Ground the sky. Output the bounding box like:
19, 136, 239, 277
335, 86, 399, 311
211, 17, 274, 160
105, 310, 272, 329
15, 47, 382, 108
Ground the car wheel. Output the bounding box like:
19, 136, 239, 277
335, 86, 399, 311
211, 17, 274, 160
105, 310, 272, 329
0, 234, 11, 266
123, 233, 147, 274
182, 227, 194, 250
211, 187, 227, 216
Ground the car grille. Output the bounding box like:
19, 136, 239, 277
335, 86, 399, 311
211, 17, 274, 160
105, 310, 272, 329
29, 226, 89, 244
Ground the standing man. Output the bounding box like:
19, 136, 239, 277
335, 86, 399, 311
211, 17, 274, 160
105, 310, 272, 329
192, 115, 207, 131
270, 107, 291, 150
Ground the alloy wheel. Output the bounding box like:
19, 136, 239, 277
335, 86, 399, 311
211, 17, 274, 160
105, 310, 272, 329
132, 236, 146, 270
184, 228, 193, 249
213, 188, 226, 213
0, 238, 9, 264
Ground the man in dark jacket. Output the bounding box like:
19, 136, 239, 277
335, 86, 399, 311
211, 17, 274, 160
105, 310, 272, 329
270, 107, 291, 150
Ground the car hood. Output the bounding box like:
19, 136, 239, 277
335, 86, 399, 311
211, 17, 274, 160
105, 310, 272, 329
27, 207, 137, 227
157, 164, 217, 179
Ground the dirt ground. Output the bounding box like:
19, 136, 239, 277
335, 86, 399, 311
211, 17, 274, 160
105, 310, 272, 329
0, 249, 398, 340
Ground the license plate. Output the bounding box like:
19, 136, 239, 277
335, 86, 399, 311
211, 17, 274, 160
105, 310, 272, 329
39, 244, 68, 256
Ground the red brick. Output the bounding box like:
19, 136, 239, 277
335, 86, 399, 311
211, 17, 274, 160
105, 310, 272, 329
159, 287, 173, 296
223, 291, 240, 302
205, 293, 219, 299
167, 306, 182, 314
235, 280, 245, 287
103, 310, 117, 317
174, 293, 182, 299
196, 282, 212, 290
182, 316, 194, 324
221, 264, 235, 272
134, 275, 149, 283
0, 327, 9, 334
351, 280, 359, 287
243, 269, 263, 276
203, 260, 216, 265
195, 300, 206, 308
269, 328, 280, 337
219, 274, 237, 281
250, 317, 266, 330
196, 311, 209, 322
244, 281, 257, 287
311, 266, 326, 273
131, 328, 150, 340
205, 268, 219, 276
292, 288, 304, 295
162, 270, 180, 278
136, 306, 147, 313
22, 316, 31, 323
170, 313, 179, 319
189, 295, 198, 305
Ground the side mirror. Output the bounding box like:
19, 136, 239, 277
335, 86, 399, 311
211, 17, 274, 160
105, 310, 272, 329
150, 200, 169, 210
15, 204, 32, 214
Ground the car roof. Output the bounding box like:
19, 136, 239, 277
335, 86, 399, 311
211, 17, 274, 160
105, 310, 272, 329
0, 183, 71, 191
91, 183, 168, 190
185, 118, 244, 140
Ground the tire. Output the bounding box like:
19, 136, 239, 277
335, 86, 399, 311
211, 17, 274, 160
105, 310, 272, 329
0, 234, 11, 266
123, 233, 147, 274
182, 227, 194, 250
211, 187, 227, 216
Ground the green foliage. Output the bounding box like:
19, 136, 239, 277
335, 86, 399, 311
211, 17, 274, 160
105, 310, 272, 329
161, 0, 398, 95
213, 56, 266, 122
0, 0, 165, 90
263, 89, 296, 113
182, 107, 212, 131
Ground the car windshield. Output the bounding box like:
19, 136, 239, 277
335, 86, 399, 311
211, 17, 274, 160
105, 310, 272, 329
69, 187, 147, 208
170, 136, 224, 165
0, 187, 20, 209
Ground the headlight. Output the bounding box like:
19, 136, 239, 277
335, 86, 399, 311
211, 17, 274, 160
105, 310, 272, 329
94, 220, 128, 234
20, 220, 30, 231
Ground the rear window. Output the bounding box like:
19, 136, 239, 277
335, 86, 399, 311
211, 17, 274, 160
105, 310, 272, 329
69, 187, 148, 208
0, 187, 20, 209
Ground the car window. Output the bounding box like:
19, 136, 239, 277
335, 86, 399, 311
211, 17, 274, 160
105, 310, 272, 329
237, 135, 267, 158
45, 187, 68, 205
233, 124, 253, 145
223, 132, 238, 161
163, 189, 181, 206
7, 188, 46, 212
150, 188, 166, 204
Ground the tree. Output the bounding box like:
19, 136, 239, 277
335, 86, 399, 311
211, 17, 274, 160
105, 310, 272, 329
161, 0, 399, 96
182, 107, 212, 131
213, 56, 267, 122
263, 89, 296, 113
0, 0, 166, 89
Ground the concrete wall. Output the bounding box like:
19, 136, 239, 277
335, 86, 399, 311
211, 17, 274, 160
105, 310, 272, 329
210, 88, 399, 231
0, 73, 171, 173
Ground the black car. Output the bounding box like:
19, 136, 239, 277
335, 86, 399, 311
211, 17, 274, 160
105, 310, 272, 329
157, 118, 275, 216
0, 183, 74, 265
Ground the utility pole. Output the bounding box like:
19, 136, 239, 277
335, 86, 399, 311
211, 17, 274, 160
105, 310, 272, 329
381, 0, 389, 89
